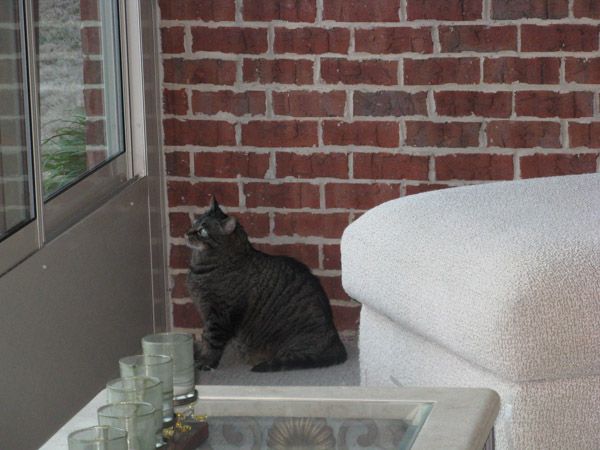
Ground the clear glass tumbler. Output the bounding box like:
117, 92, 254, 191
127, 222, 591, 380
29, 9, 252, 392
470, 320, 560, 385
142, 332, 195, 403
67, 425, 127, 450
97, 402, 155, 450
119, 354, 173, 426
106, 376, 163, 446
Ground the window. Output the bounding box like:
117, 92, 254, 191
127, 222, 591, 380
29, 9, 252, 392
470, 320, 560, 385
38, 0, 125, 199
0, 0, 135, 275
0, 1, 35, 242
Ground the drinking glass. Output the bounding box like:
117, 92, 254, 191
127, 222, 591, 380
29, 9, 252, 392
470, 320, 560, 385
107, 376, 163, 446
142, 332, 195, 403
97, 402, 155, 450
119, 354, 173, 425
67, 425, 127, 450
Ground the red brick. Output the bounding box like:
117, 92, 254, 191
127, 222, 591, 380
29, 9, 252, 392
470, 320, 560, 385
405, 183, 451, 195
276, 152, 349, 178
243, 59, 313, 85
520, 153, 597, 178
354, 91, 428, 117
323, 0, 401, 22
83, 59, 102, 84
325, 183, 400, 209
244, 182, 320, 208
274, 27, 350, 55
243, 0, 316, 22
170, 245, 191, 269
87, 150, 108, 168
565, 58, 600, 84
85, 120, 105, 145
323, 244, 341, 270
0, 119, 25, 146
491, 0, 568, 19
194, 151, 270, 178
318, 276, 351, 301
323, 121, 399, 147
321, 59, 397, 86
487, 121, 561, 148
407, 0, 483, 20
169, 212, 191, 238
354, 153, 429, 180
332, 304, 361, 331
274, 212, 350, 238
435, 154, 513, 181
158, 0, 235, 21
80, 0, 99, 20
81, 27, 101, 55
242, 121, 318, 147
161, 27, 185, 54
191, 27, 268, 54
435, 91, 511, 118
574, 0, 600, 18
170, 274, 190, 299
167, 180, 239, 207
355, 27, 433, 54
235, 212, 271, 238
0, 28, 18, 53
569, 122, 600, 148
404, 58, 479, 85
255, 243, 319, 269
163, 89, 188, 115
272, 91, 346, 117
163, 58, 236, 85
521, 25, 599, 52
439, 26, 517, 52
483, 57, 560, 84
172, 302, 203, 329
165, 151, 190, 177
84, 88, 104, 116
515, 91, 594, 118
192, 91, 266, 116
405, 121, 481, 148
163, 119, 236, 146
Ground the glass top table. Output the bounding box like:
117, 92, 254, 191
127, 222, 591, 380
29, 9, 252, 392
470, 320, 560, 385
42, 385, 499, 449
196, 399, 432, 449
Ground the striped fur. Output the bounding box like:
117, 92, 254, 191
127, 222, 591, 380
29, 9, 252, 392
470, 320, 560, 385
186, 198, 347, 372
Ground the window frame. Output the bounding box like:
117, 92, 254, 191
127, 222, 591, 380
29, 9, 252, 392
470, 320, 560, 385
0, 0, 147, 275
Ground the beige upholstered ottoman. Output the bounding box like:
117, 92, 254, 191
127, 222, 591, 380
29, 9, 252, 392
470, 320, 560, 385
341, 174, 600, 449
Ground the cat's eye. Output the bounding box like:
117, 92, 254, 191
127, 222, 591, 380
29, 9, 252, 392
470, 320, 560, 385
200, 228, 209, 237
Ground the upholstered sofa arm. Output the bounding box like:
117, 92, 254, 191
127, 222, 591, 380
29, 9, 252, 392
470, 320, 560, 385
342, 174, 600, 382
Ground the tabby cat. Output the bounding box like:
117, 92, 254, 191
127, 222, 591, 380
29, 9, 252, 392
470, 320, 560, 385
185, 197, 347, 372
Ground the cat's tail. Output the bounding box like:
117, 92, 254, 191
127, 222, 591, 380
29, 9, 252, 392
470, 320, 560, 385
251, 337, 347, 372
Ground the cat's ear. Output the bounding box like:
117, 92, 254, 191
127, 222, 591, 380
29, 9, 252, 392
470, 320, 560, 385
209, 196, 220, 213
222, 216, 236, 235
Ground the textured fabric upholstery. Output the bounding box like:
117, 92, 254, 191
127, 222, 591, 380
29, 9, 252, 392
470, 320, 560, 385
359, 306, 600, 450
341, 174, 600, 450
342, 174, 600, 382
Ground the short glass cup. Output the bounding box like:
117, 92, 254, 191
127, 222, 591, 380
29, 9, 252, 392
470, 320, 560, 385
142, 332, 195, 403
67, 425, 127, 450
97, 402, 155, 450
119, 354, 173, 426
106, 376, 163, 446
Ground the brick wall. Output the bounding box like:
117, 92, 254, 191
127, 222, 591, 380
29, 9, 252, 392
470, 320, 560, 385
158, 0, 600, 339
80, 0, 107, 167
0, 0, 29, 235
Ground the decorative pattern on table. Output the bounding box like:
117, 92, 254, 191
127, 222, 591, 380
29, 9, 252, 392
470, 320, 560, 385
202, 416, 409, 449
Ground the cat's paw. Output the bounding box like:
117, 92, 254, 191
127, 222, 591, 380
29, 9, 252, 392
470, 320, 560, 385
251, 359, 283, 372
194, 358, 219, 371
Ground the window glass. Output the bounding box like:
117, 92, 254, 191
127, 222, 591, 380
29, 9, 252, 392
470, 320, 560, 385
37, 0, 124, 199
0, 0, 35, 241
